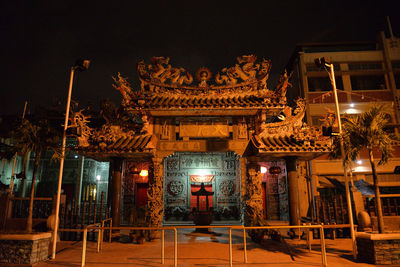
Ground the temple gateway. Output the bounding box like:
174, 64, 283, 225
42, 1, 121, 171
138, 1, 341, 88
71, 55, 331, 229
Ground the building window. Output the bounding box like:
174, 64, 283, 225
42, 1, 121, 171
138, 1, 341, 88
350, 75, 386, 90
395, 73, 400, 89
82, 183, 97, 201
348, 62, 383, 70
392, 61, 400, 69
307, 76, 343, 92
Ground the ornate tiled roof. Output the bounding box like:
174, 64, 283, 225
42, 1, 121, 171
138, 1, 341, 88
127, 94, 284, 110
245, 98, 332, 159
78, 134, 154, 153
252, 135, 331, 153
68, 114, 156, 157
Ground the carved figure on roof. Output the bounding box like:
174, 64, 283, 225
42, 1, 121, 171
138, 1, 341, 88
68, 110, 92, 147
137, 60, 150, 90
100, 99, 119, 125
277, 106, 293, 121
215, 67, 238, 85
257, 59, 272, 90
92, 124, 136, 149
275, 70, 292, 100
235, 55, 259, 81
319, 108, 337, 127
215, 56, 272, 87
168, 67, 193, 85
148, 57, 170, 82
140, 113, 153, 135
137, 56, 194, 86
260, 98, 306, 137
112, 73, 133, 105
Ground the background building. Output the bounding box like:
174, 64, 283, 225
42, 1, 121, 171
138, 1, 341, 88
286, 31, 400, 222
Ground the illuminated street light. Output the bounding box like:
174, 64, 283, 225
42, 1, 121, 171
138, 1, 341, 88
52, 59, 90, 259
315, 57, 356, 259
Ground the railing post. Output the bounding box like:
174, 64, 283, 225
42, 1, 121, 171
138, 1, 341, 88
161, 229, 165, 264
109, 219, 112, 243
174, 228, 177, 267
306, 223, 312, 252
97, 225, 101, 253
81, 228, 88, 267
319, 226, 327, 267
100, 221, 104, 250
229, 227, 233, 267
242, 227, 247, 263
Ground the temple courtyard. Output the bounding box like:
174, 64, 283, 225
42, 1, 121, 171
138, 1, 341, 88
36, 228, 374, 266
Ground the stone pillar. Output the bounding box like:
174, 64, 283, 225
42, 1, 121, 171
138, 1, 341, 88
244, 158, 265, 242
145, 157, 164, 228
244, 160, 263, 226
286, 157, 300, 226
111, 158, 123, 227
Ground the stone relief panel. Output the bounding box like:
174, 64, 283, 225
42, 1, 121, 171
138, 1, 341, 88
163, 152, 241, 222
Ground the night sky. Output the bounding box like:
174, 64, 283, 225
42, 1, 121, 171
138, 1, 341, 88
1, 1, 398, 116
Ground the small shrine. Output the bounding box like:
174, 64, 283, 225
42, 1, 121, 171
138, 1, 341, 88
70, 55, 331, 229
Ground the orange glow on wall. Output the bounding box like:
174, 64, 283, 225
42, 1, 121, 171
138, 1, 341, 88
190, 175, 214, 183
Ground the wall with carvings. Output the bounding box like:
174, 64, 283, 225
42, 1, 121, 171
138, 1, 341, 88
163, 152, 241, 223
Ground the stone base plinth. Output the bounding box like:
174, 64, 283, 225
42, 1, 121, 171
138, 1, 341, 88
356, 232, 400, 265
0, 232, 51, 265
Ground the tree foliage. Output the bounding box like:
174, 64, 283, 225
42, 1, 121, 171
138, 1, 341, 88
329, 105, 398, 233
329, 105, 397, 168
12, 117, 62, 232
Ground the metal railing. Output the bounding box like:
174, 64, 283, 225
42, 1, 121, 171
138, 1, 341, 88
81, 225, 177, 267
237, 225, 327, 267
77, 223, 327, 267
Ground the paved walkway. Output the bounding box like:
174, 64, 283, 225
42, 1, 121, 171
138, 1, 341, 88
38, 229, 374, 266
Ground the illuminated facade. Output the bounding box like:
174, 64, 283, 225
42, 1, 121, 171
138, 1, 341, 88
72, 56, 331, 227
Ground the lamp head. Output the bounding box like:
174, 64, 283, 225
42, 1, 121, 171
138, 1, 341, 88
74, 59, 90, 71
314, 57, 330, 68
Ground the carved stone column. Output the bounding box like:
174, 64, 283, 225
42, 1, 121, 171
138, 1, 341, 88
111, 158, 124, 228
286, 157, 300, 226
145, 157, 164, 230
244, 158, 265, 241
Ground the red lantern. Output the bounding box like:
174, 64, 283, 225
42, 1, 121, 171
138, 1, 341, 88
269, 166, 281, 174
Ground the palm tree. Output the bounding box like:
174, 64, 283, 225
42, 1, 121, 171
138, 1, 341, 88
13, 118, 61, 232
330, 105, 397, 233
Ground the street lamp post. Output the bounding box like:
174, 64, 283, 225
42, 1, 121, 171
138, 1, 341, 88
315, 57, 357, 259
51, 59, 90, 259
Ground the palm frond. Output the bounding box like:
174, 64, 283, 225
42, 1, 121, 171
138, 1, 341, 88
330, 104, 395, 167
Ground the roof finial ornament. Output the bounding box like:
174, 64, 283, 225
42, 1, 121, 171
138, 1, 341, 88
196, 67, 212, 87
274, 69, 292, 102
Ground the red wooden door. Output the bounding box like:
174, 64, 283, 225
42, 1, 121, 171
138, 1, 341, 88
136, 183, 148, 208
262, 182, 266, 219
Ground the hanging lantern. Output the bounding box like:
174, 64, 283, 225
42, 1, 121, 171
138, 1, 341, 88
269, 166, 281, 174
